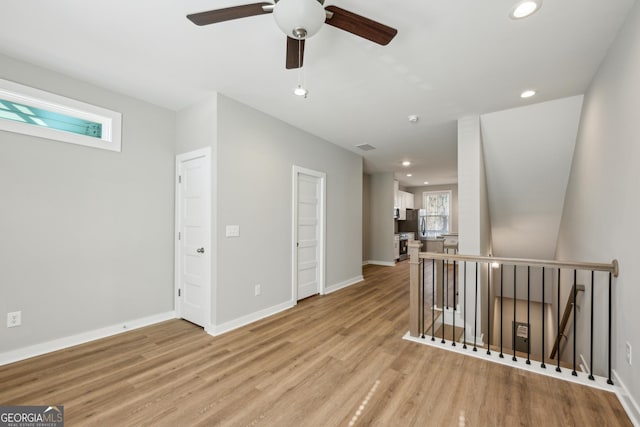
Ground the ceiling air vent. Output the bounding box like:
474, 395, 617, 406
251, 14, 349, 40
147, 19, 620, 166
356, 143, 376, 151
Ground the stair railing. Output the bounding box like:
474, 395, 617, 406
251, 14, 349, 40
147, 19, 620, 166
408, 242, 618, 385
550, 283, 585, 359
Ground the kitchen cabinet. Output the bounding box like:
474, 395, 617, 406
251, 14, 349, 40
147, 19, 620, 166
394, 179, 415, 220
403, 191, 414, 209
394, 189, 414, 220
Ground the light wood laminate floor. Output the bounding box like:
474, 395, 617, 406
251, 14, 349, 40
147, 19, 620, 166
0, 262, 631, 426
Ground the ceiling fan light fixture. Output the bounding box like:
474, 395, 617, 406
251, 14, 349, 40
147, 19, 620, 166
273, 0, 326, 39
294, 85, 308, 97
510, 0, 542, 19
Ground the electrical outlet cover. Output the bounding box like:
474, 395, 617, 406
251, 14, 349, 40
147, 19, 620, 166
7, 311, 22, 328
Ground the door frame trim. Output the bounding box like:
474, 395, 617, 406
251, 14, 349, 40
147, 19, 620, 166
291, 165, 326, 303
175, 147, 212, 328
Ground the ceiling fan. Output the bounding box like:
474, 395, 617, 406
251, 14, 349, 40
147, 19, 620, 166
187, 0, 398, 69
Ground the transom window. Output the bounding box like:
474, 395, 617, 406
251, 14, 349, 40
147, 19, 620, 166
0, 78, 121, 152
422, 190, 451, 238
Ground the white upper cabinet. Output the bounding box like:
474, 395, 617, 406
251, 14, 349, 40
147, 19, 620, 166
393, 182, 414, 220
404, 191, 414, 209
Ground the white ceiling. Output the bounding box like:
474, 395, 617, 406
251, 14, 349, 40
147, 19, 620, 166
0, 0, 634, 186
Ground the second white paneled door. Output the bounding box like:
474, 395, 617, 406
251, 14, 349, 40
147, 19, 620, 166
293, 166, 326, 301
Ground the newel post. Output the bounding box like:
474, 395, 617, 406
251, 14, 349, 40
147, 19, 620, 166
409, 242, 423, 337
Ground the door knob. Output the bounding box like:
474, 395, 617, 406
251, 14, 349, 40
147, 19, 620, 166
197, 247, 205, 254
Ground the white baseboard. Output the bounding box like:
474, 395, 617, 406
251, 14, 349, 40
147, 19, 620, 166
324, 275, 364, 295
0, 311, 176, 366
366, 260, 396, 267
208, 301, 294, 336
613, 369, 640, 426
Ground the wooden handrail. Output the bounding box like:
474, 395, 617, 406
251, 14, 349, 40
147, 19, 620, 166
550, 284, 585, 359
413, 249, 618, 277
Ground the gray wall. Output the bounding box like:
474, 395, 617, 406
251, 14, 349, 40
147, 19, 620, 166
406, 184, 459, 233
215, 95, 363, 324
176, 95, 217, 154
366, 172, 395, 264
175, 94, 218, 325
555, 0, 640, 399
363, 173, 371, 263
0, 54, 176, 352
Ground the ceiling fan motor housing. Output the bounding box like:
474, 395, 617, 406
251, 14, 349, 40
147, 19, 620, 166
273, 0, 326, 39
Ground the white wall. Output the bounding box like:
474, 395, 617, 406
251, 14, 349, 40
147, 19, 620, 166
366, 172, 395, 265
555, 0, 640, 407
458, 115, 493, 340
0, 54, 176, 353
215, 95, 363, 325
480, 96, 583, 260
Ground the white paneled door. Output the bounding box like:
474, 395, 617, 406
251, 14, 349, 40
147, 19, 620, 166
175, 148, 211, 327
293, 167, 325, 301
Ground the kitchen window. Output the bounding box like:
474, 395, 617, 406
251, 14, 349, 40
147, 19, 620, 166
422, 190, 451, 238
0, 78, 121, 152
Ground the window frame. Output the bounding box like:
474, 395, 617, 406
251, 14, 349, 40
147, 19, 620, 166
0, 78, 122, 152
422, 190, 452, 238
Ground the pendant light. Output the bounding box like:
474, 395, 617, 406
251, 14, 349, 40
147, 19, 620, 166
293, 37, 308, 98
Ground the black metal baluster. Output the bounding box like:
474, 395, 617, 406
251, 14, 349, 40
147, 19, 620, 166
463, 262, 467, 350
556, 269, 561, 372
487, 263, 491, 355
431, 259, 435, 341
473, 262, 478, 352
572, 269, 577, 376
452, 260, 457, 346
607, 272, 613, 385
526, 266, 531, 365
541, 267, 546, 369
442, 259, 446, 344
512, 265, 517, 362
421, 258, 426, 339
445, 259, 449, 309
588, 271, 594, 381
500, 264, 504, 358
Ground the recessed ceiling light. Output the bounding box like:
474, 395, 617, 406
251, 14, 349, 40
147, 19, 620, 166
510, 0, 542, 19
408, 115, 419, 123
402, 161, 411, 167
521, 89, 536, 98
406, 174, 412, 177
423, 181, 429, 185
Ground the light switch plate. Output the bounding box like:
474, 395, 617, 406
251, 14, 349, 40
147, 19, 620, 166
226, 225, 240, 237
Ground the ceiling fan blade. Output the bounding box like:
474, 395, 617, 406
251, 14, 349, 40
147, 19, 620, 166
324, 6, 397, 45
286, 37, 305, 69
187, 3, 272, 26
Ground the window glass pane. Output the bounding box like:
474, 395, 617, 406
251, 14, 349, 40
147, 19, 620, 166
423, 191, 451, 237
0, 98, 103, 139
